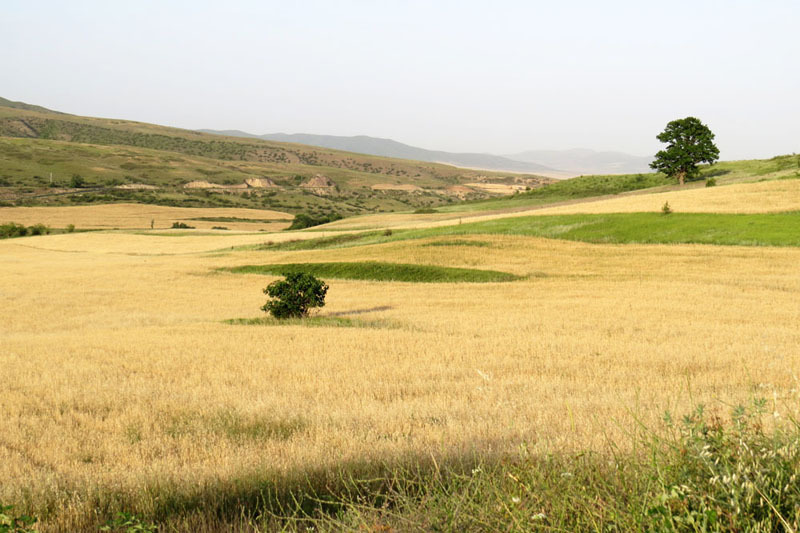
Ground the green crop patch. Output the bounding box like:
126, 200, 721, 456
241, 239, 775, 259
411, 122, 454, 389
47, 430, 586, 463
221, 261, 523, 283
274, 212, 800, 250
224, 316, 396, 328
188, 216, 288, 223
422, 239, 492, 247
263, 231, 384, 251
436, 211, 800, 246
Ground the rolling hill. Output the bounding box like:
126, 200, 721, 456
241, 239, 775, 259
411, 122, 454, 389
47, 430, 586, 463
0, 98, 553, 215
201, 130, 653, 176
201, 130, 557, 174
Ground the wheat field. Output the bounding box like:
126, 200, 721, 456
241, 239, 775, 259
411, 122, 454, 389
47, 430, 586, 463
0, 203, 292, 231
320, 177, 800, 232
532, 177, 800, 215
2, 209, 800, 529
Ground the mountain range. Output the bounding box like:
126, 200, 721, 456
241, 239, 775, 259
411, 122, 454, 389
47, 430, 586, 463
200, 130, 653, 176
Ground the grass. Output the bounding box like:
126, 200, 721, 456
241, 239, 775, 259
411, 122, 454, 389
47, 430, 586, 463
285, 400, 800, 532
422, 239, 492, 247
259, 231, 385, 250
3, 230, 800, 529
187, 216, 288, 223
4, 182, 800, 530
264, 211, 800, 250
223, 315, 395, 328
221, 261, 524, 283
6, 399, 798, 531
440, 211, 800, 246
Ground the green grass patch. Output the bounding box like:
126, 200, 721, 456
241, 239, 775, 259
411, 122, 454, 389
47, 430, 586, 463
263, 212, 800, 250
262, 231, 384, 251
221, 262, 523, 283
223, 316, 394, 328
422, 239, 492, 247
135, 231, 232, 237
435, 211, 800, 246
188, 216, 288, 223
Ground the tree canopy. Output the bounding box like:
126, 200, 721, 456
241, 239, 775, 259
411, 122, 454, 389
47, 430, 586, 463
650, 117, 719, 185
261, 272, 329, 319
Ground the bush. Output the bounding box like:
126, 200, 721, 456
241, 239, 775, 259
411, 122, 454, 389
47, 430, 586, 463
287, 212, 343, 230
261, 272, 328, 319
661, 201, 672, 215
0, 222, 27, 239
27, 223, 50, 236
66, 224, 76, 233
171, 222, 194, 229
69, 174, 85, 188
706, 177, 717, 187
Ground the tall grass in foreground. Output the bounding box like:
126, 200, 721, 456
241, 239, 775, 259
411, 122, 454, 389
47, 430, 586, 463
284, 399, 800, 532
5, 400, 798, 531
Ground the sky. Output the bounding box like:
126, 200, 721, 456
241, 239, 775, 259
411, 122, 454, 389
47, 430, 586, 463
2, 0, 798, 160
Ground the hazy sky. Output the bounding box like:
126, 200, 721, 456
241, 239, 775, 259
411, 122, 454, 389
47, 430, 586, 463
2, 1, 798, 160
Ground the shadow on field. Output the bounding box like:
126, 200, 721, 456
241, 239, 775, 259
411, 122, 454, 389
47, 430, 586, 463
326, 305, 394, 317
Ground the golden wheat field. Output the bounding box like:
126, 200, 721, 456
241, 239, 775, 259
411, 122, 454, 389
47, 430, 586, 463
322, 177, 800, 231
532, 178, 800, 216
0, 203, 293, 231
2, 194, 800, 530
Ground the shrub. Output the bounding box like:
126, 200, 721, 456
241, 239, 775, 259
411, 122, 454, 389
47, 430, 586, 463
171, 222, 194, 229
261, 272, 328, 319
27, 223, 50, 236
287, 212, 343, 230
706, 177, 717, 187
66, 224, 76, 233
661, 201, 672, 215
69, 174, 85, 188
0, 222, 27, 239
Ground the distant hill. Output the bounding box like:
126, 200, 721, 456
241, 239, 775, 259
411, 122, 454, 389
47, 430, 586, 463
0, 96, 63, 115
506, 148, 653, 175
0, 97, 553, 214
200, 131, 557, 174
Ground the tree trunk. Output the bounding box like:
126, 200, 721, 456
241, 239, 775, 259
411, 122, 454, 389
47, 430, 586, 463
677, 171, 686, 186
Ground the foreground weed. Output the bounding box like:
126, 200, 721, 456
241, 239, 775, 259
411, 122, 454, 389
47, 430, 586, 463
648, 400, 800, 531
100, 512, 157, 532
0, 504, 36, 533
287, 401, 800, 532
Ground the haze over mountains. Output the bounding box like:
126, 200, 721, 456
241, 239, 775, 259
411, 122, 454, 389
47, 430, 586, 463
201, 129, 653, 176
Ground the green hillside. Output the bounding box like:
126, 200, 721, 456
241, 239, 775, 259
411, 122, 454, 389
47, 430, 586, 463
0, 101, 552, 215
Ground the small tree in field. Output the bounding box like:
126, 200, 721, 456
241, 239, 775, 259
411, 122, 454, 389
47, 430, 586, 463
261, 272, 328, 319
651, 117, 719, 185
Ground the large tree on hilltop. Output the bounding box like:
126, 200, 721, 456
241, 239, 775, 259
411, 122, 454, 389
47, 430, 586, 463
650, 117, 720, 185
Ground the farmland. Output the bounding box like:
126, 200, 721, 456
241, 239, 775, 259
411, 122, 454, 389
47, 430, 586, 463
2, 168, 800, 530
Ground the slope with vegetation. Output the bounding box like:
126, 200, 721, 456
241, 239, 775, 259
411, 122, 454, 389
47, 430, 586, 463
0, 99, 552, 216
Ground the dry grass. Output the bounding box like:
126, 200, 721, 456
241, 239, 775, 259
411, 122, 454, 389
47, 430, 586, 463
0, 203, 292, 231
2, 224, 800, 529
533, 178, 800, 215
321, 177, 800, 233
